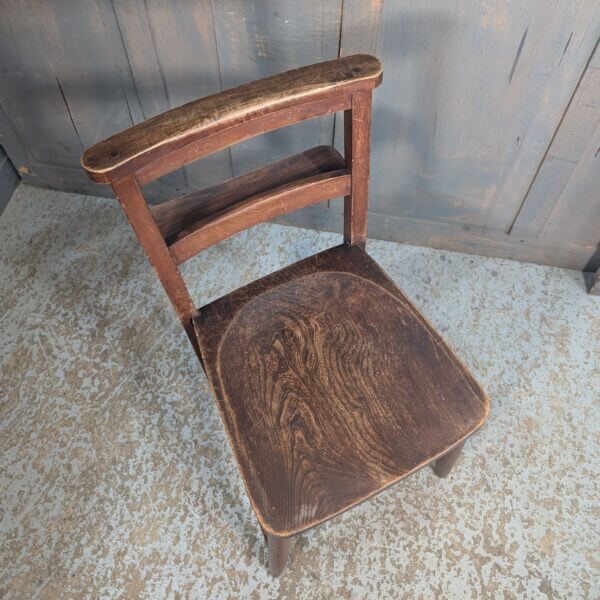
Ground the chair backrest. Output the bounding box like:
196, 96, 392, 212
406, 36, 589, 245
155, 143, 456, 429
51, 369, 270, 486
81, 54, 382, 356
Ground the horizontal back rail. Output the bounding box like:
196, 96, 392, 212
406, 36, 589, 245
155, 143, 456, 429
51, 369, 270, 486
135, 95, 350, 186
81, 54, 381, 184
169, 171, 351, 264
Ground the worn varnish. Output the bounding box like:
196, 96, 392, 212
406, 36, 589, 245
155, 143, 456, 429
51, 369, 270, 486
81, 54, 381, 183
82, 54, 489, 576
150, 145, 345, 243
169, 170, 350, 265
195, 244, 489, 537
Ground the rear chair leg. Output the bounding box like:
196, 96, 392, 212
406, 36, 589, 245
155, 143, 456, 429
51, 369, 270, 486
432, 441, 465, 478
267, 533, 291, 577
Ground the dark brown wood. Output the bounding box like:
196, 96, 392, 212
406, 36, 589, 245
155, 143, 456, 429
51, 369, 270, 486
82, 55, 490, 576
432, 441, 466, 478
134, 95, 351, 186
344, 92, 372, 247
194, 244, 489, 537
151, 145, 345, 243
81, 55, 381, 183
110, 176, 199, 356
170, 171, 350, 264
267, 534, 291, 578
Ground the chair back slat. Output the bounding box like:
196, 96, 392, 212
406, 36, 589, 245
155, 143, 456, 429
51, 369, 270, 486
81, 55, 382, 353
135, 94, 351, 186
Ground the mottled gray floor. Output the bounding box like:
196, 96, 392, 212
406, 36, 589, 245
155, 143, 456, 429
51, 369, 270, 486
1, 184, 598, 599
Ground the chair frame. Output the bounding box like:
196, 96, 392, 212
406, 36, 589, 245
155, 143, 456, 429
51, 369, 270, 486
82, 56, 381, 360
82, 55, 484, 576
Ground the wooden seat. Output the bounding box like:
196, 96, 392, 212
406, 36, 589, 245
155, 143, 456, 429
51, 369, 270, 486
81, 54, 489, 577
195, 244, 488, 537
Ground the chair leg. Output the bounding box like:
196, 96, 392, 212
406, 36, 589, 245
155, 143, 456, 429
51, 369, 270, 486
432, 441, 465, 478
267, 533, 291, 577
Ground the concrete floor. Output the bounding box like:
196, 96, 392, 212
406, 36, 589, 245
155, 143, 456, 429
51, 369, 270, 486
1, 183, 598, 599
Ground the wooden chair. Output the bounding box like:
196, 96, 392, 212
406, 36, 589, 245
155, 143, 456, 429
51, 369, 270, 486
81, 55, 489, 577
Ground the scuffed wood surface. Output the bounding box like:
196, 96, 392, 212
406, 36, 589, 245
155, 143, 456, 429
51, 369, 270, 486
195, 244, 489, 536
169, 171, 350, 264
81, 55, 381, 182
151, 146, 345, 242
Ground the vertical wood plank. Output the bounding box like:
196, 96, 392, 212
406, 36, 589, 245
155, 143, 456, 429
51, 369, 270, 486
339, 0, 384, 57
143, 0, 232, 188
112, 0, 231, 195
510, 45, 600, 240
0, 0, 85, 168
482, 2, 600, 233
369, 0, 599, 230
111, 0, 169, 121
112, 0, 187, 197
30, 0, 141, 149
539, 126, 600, 245
211, 0, 342, 175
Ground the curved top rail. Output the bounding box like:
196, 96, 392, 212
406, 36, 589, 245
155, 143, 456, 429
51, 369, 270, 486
81, 54, 382, 183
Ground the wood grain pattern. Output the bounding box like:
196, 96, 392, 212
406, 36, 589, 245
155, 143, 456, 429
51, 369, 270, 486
511, 45, 600, 240
112, 0, 232, 190
134, 95, 351, 186
344, 92, 372, 245
150, 145, 345, 243
169, 171, 350, 264
81, 55, 381, 182
195, 244, 489, 537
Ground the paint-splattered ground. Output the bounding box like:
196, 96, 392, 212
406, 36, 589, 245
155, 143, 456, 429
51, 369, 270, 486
1, 184, 598, 599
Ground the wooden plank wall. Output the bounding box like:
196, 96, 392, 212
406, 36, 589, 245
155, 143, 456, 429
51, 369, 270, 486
0, 1, 598, 271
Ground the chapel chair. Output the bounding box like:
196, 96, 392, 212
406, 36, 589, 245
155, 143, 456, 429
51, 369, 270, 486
81, 55, 489, 577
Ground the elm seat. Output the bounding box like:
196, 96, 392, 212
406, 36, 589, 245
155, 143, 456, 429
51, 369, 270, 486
195, 244, 489, 536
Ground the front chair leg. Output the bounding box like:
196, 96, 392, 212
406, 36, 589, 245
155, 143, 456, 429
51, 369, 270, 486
267, 533, 291, 577
432, 441, 465, 478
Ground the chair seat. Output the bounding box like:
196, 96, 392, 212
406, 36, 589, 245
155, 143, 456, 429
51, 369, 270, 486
194, 244, 489, 537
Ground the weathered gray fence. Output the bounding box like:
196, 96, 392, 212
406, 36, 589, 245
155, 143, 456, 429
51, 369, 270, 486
0, 0, 598, 271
